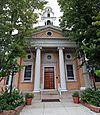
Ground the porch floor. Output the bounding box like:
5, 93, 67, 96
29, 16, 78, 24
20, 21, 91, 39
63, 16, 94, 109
20, 91, 100, 115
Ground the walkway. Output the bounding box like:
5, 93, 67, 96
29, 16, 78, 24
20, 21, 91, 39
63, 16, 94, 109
20, 92, 100, 115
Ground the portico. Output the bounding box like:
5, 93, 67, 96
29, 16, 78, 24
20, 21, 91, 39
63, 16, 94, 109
32, 38, 77, 92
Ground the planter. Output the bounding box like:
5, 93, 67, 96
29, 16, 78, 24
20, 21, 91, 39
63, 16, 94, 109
0, 104, 25, 115
80, 100, 100, 113
26, 98, 33, 105
72, 96, 79, 104
25, 92, 34, 105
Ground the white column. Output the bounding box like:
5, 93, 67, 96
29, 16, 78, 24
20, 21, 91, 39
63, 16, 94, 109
8, 75, 12, 87
34, 47, 41, 92
58, 47, 66, 91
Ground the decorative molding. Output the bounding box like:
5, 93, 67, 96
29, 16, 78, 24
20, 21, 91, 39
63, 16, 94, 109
30, 38, 77, 48
44, 53, 54, 63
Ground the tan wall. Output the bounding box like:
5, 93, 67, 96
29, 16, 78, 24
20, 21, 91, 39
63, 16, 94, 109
0, 79, 6, 93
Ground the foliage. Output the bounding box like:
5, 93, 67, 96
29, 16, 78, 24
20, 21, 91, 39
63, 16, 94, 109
25, 92, 34, 98
95, 69, 100, 77
81, 88, 100, 107
58, 0, 100, 68
0, 88, 24, 110
0, 0, 47, 79
72, 91, 79, 97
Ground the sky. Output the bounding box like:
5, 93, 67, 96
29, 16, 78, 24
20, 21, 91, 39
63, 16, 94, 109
46, 0, 62, 18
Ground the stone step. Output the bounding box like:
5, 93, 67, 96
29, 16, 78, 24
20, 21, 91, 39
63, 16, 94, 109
40, 89, 60, 100
41, 89, 59, 95
41, 94, 59, 99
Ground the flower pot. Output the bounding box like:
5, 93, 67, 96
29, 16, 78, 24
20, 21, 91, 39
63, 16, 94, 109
72, 96, 79, 104
26, 98, 32, 105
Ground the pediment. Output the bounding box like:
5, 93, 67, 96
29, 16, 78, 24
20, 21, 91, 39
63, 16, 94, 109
32, 25, 64, 38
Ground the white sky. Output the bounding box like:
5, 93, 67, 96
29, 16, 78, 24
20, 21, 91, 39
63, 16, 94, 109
45, 0, 62, 18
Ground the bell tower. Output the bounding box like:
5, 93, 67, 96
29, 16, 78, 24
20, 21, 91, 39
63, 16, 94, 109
41, 7, 56, 26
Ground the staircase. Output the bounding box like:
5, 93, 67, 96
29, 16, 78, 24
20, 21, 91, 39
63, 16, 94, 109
40, 89, 61, 102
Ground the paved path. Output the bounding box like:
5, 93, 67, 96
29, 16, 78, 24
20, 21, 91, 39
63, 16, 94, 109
20, 99, 100, 115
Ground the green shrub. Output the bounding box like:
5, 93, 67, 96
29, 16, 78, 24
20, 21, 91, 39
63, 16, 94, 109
72, 91, 79, 97
81, 88, 100, 107
0, 88, 24, 110
25, 92, 34, 98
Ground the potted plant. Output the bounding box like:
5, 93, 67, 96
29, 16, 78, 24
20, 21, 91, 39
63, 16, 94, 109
72, 91, 79, 104
25, 92, 34, 105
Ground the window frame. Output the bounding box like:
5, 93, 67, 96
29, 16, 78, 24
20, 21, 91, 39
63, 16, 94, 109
22, 62, 33, 82
66, 62, 76, 81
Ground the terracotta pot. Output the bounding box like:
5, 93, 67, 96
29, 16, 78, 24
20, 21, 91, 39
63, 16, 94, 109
72, 96, 79, 104
26, 98, 32, 105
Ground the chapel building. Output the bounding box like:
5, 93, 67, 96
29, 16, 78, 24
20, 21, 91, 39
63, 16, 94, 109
1, 7, 92, 93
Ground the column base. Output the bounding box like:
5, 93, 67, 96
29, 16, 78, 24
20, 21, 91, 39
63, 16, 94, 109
33, 90, 40, 93
61, 89, 68, 92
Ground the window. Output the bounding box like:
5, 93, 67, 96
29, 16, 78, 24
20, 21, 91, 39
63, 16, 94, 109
95, 75, 100, 82
24, 65, 32, 81
47, 31, 52, 36
6, 76, 9, 85
47, 13, 50, 17
27, 54, 31, 59
47, 20, 51, 25
47, 55, 51, 60
66, 64, 75, 80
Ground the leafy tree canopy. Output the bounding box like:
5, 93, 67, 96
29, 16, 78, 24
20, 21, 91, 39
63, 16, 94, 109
0, 0, 47, 79
58, 0, 100, 69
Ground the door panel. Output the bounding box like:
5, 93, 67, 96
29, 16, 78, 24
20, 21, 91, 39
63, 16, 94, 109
44, 67, 55, 89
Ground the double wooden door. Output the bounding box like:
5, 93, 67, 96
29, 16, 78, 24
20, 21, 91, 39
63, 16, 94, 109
44, 67, 55, 89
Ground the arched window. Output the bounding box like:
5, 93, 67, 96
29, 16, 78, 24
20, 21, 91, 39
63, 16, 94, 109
47, 13, 50, 17
47, 20, 51, 25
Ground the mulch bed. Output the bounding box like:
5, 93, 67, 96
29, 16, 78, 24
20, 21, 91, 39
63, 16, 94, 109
80, 100, 100, 113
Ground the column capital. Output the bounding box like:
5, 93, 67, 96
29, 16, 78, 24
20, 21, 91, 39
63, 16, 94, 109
57, 47, 64, 50
35, 46, 42, 50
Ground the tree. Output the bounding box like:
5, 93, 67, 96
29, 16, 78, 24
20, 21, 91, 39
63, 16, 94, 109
0, 0, 47, 81
58, 0, 100, 67
58, 0, 100, 90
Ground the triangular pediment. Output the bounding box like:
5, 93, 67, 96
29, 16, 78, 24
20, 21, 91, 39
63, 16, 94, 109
32, 25, 64, 38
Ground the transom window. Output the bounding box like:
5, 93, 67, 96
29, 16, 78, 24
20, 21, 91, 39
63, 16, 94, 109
66, 64, 75, 80
24, 65, 32, 81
